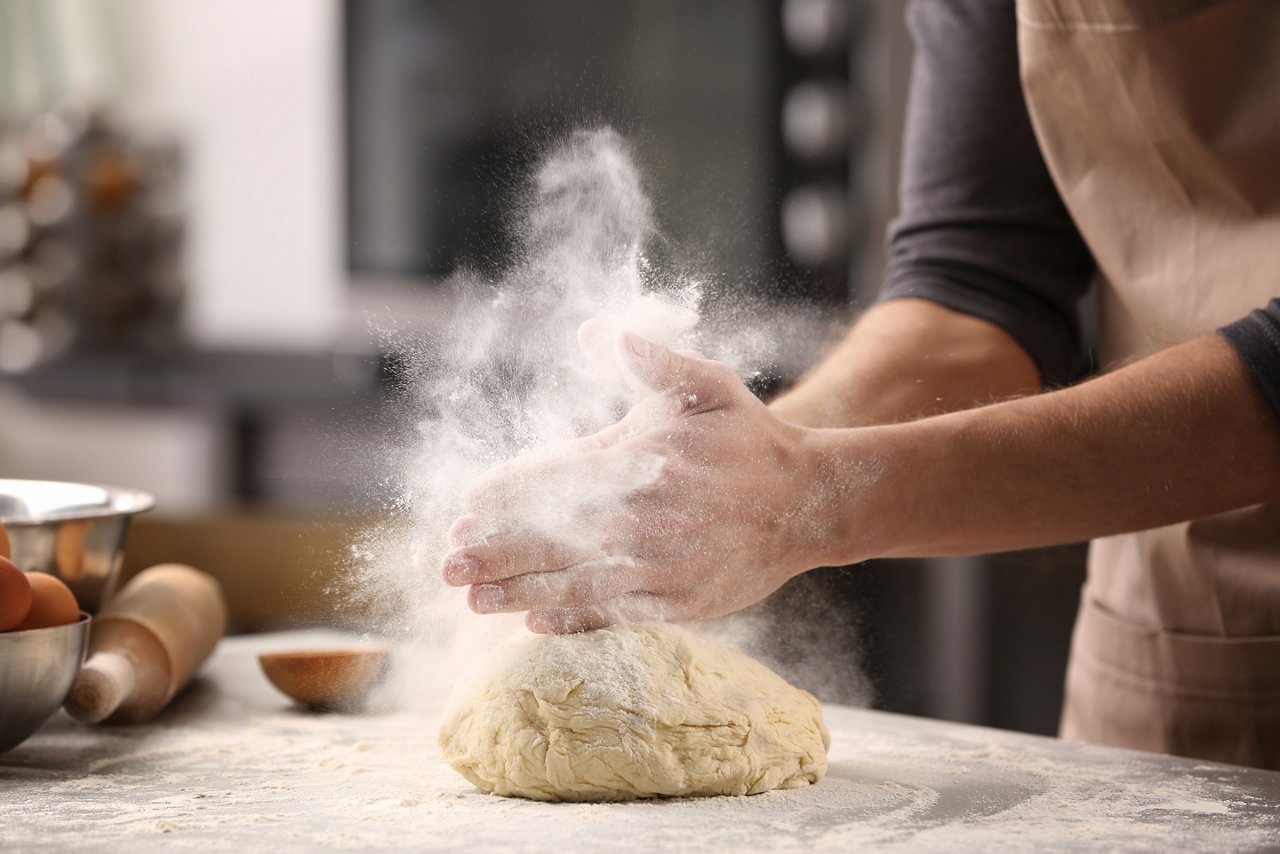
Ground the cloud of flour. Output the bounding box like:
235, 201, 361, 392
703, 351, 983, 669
351, 127, 859, 714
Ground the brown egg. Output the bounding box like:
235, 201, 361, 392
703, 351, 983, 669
0, 556, 32, 631
0, 521, 10, 560
55, 520, 89, 580
258, 648, 388, 711
13, 572, 80, 631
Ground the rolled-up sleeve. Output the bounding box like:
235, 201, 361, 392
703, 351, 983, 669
1220, 300, 1280, 422
879, 0, 1096, 387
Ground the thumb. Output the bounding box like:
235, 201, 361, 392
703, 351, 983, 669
616, 330, 687, 392
616, 330, 736, 417
580, 320, 734, 407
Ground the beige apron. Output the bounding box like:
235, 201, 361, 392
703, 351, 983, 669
1016, 0, 1280, 768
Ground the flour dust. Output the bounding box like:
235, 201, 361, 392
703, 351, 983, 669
348, 127, 859, 714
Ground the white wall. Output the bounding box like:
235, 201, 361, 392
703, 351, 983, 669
112, 0, 344, 352
0, 387, 226, 514
0, 1, 344, 511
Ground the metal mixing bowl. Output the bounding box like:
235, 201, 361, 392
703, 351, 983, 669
0, 479, 155, 614
0, 613, 91, 754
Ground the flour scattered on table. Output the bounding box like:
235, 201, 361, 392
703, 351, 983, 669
4, 634, 1277, 853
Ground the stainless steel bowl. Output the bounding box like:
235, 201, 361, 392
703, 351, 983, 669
0, 613, 91, 754
0, 479, 155, 614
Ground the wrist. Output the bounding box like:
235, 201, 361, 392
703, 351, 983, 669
788, 424, 904, 571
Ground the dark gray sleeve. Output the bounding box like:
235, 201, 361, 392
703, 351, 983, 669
878, 0, 1096, 387
1219, 300, 1280, 421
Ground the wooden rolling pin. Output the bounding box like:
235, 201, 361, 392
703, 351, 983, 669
65, 564, 227, 724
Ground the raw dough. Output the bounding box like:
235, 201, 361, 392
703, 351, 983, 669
438, 623, 829, 802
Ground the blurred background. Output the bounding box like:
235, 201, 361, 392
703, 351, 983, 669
0, 0, 1084, 736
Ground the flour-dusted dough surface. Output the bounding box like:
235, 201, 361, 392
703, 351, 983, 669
437, 623, 829, 802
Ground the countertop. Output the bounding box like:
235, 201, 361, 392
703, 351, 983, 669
3, 630, 1279, 852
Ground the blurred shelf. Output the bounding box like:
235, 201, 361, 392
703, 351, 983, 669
5, 347, 402, 509
9, 346, 395, 412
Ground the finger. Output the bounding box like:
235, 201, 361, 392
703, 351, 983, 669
462, 455, 561, 516
617, 330, 688, 392
462, 440, 626, 517
616, 330, 738, 415
468, 560, 644, 613
525, 591, 685, 634
446, 514, 491, 549
441, 533, 596, 586
576, 419, 632, 452
579, 318, 704, 364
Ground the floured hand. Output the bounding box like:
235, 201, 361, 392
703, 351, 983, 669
440, 323, 836, 633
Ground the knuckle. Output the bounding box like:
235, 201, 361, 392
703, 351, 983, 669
668, 587, 707, 618
560, 568, 607, 608
560, 581, 592, 608
670, 386, 701, 416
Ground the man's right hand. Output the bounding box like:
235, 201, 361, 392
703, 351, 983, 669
440, 324, 847, 633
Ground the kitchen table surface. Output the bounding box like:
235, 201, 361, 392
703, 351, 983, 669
3, 630, 1278, 852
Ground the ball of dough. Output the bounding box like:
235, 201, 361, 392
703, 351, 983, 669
438, 623, 829, 802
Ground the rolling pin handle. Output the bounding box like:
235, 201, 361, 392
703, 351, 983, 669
65, 651, 136, 724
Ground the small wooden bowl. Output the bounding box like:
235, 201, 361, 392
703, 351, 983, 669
258, 647, 388, 711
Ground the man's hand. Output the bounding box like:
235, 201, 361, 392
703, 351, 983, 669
440, 325, 831, 634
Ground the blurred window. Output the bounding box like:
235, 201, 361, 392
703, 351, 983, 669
345, 0, 772, 283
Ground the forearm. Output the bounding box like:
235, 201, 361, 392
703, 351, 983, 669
769, 298, 1042, 429
812, 335, 1280, 565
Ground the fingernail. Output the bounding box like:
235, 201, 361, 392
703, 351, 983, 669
443, 555, 479, 585
623, 331, 651, 359
527, 612, 552, 633
473, 584, 505, 613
